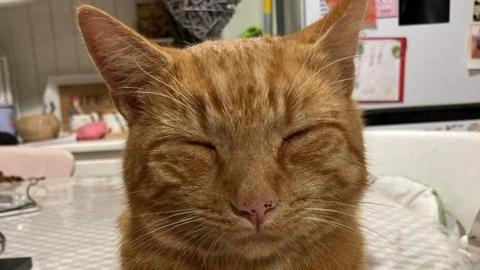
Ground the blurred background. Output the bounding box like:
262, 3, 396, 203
0, 0, 479, 152
1, 2, 480, 270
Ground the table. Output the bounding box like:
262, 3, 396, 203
0, 177, 124, 269
0, 175, 470, 269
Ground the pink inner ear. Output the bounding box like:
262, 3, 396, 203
78, 6, 146, 121
78, 11, 120, 86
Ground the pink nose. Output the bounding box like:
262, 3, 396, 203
231, 197, 277, 228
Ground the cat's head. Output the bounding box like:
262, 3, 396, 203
78, 0, 367, 260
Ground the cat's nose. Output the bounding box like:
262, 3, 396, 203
231, 197, 277, 228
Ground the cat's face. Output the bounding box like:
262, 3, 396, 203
79, 0, 367, 260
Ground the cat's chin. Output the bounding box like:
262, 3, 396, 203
226, 232, 284, 259
237, 232, 280, 244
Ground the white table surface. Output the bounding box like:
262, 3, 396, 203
0, 176, 470, 270
0, 177, 124, 270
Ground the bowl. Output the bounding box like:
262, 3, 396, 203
17, 114, 60, 142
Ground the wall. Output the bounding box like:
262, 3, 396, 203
222, 0, 263, 39
0, 0, 137, 116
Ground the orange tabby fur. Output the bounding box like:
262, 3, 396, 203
78, 0, 368, 269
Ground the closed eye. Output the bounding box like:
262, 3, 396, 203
282, 127, 314, 144
184, 140, 217, 151
282, 119, 345, 145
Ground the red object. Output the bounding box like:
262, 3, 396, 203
365, 0, 377, 27
76, 122, 109, 141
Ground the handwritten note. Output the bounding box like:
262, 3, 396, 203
353, 38, 406, 103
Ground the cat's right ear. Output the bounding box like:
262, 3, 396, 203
77, 5, 176, 122
289, 0, 367, 91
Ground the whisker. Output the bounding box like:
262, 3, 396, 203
357, 201, 398, 208
325, 77, 356, 87
316, 54, 359, 75
202, 232, 225, 267
294, 54, 359, 96
155, 218, 205, 236
306, 207, 357, 218
306, 211, 403, 252
129, 216, 203, 250
304, 216, 395, 257
191, 228, 216, 255
139, 210, 205, 230
180, 224, 210, 243
151, 216, 201, 233
132, 211, 204, 226
305, 198, 395, 219
133, 208, 202, 217
179, 226, 215, 259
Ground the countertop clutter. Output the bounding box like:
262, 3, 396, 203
0, 176, 124, 270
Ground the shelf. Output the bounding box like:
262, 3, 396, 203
43, 139, 125, 153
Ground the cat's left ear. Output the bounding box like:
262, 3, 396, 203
291, 0, 367, 75
77, 4, 179, 122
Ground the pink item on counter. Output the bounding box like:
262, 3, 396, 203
76, 121, 109, 141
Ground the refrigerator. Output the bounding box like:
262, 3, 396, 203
278, 0, 480, 131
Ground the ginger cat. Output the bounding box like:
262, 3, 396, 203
78, 0, 368, 269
